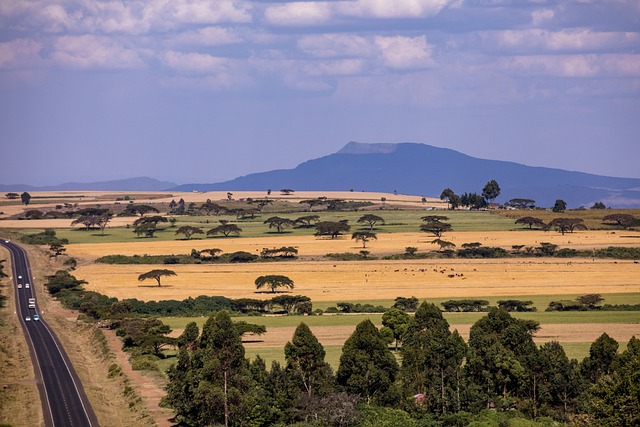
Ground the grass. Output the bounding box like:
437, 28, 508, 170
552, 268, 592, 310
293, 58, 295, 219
42, 210, 518, 244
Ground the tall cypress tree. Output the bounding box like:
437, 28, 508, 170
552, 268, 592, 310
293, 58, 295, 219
337, 319, 398, 404
400, 302, 467, 414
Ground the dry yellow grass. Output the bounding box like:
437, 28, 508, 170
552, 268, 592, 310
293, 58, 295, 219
74, 257, 639, 302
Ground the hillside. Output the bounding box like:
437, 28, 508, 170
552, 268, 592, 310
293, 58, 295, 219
170, 142, 640, 208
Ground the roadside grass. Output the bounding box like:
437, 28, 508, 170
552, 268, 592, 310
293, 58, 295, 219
46, 210, 518, 244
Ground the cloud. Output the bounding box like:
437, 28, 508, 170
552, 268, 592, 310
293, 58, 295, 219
375, 35, 436, 69
162, 51, 230, 74
50, 35, 145, 69
531, 8, 554, 26
264, 2, 332, 26
297, 34, 374, 58
502, 53, 640, 78
0, 39, 43, 69
338, 0, 453, 19
492, 29, 640, 52
169, 26, 245, 47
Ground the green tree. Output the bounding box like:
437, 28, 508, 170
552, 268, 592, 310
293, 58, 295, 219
255, 275, 294, 293
5, 192, 19, 199
133, 215, 168, 237
337, 319, 398, 404
175, 225, 204, 240
506, 198, 536, 209
71, 214, 101, 230
581, 332, 619, 383
440, 188, 456, 210
381, 308, 410, 350
45, 270, 87, 295
314, 220, 351, 239
284, 323, 334, 398
515, 216, 545, 229
207, 221, 242, 237
538, 341, 582, 418
400, 302, 467, 414
21, 191, 31, 205
547, 217, 587, 235
49, 242, 67, 258
299, 198, 326, 211
552, 199, 567, 212
482, 180, 501, 203
602, 213, 638, 229
352, 231, 377, 248
124, 204, 160, 216
357, 214, 385, 230
264, 216, 296, 234
138, 269, 177, 287
294, 215, 320, 228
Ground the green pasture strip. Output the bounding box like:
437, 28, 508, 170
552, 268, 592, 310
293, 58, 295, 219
313, 293, 640, 311
39, 210, 519, 244
245, 345, 345, 370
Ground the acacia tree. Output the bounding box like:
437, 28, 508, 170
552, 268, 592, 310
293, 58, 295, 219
21, 192, 31, 205
294, 215, 320, 228
97, 212, 112, 236
254, 275, 294, 293
547, 218, 587, 235
133, 215, 168, 237
175, 226, 204, 240
352, 231, 377, 248
420, 216, 452, 238
357, 214, 385, 230
71, 214, 101, 230
314, 221, 350, 239
299, 199, 325, 211
207, 221, 242, 237
264, 216, 296, 234
515, 216, 545, 229
138, 269, 177, 287
125, 204, 160, 216
602, 213, 637, 229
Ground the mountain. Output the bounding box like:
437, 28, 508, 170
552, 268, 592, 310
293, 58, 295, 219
169, 142, 640, 208
0, 177, 176, 192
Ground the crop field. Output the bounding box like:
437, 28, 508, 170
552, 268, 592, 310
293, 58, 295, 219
2, 191, 640, 369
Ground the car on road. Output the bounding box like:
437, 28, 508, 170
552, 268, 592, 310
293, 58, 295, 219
4, 239, 9, 243
18, 283, 22, 289
25, 316, 31, 321
18, 275, 22, 279
33, 314, 40, 321
25, 283, 30, 289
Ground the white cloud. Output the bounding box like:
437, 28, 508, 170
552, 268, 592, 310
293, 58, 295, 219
264, 2, 331, 26
162, 51, 230, 74
502, 54, 640, 78
0, 39, 43, 69
494, 29, 640, 52
531, 8, 554, 26
302, 58, 365, 76
170, 26, 244, 47
338, 0, 453, 19
375, 35, 436, 69
50, 35, 145, 69
297, 34, 374, 58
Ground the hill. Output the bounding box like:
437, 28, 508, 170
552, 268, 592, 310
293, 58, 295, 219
169, 142, 640, 208
0, 177, 176, 192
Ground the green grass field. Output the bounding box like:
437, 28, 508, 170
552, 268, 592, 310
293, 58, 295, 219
43, 210, 518, 244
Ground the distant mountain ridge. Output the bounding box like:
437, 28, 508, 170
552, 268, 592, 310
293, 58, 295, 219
0, 177, 176, 192
170, 142, 640, 208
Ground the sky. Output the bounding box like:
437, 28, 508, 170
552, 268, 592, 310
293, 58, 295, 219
1, 0, 639, 187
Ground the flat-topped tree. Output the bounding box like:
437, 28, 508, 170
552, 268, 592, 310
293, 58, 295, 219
315, 220, 350, 239
207, 221, 242, 237
255, 275, 294, 293
515, 216, 545, 229
352, 231, 377, 248
138, 269, 177, 287
295, 215, 320, 228
506, 198, 536, 209
125, 204, 160, 216
133, 215, 168, 237
175, 226, 204, 240
547, 218, 587, 235
264, 216, 296, 233
299, 198, 326, 211
357, 214, 385, 230
602, 213, 638, 229
420, 216, 452, 238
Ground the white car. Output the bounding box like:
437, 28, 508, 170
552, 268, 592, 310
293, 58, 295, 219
25, 316, 31, 321
17, 283, 22, 289
4, 240, 9, 243
25, 283, 30, 289
18, 275, 22, 280
33, 314, 40, 321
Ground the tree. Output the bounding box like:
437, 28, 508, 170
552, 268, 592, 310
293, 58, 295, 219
357, 214, 385, 230
420, 216, 452, 237
5, 192, 19, 199
497, 300, 536, 312
538, 341, 582, 417
199, 201, 226, 215
271, 295, 311, 314
299, 199, 325, 211
440, 188, 456, 210
400, 302, 467, 414
337, 319, 398, 404
352, 231, 377, 248
255, 275, 294, 293
381, 308, 410, 350
577, 293, 604, 310
482, 180, 501, 203
207, 222, 242, 237
314, 221, 350, 239
133, 215, 168, 237
264, 216, 296, 234
581, 332, 619, 383
515, 216, 545, 229
124, 204, 160, 216
294, 215, 320, 228
45, 270, 87, 295
175, 225, 204, 240
284, 323, 334, 398
602, 213, 637, 229
138, 269, 177, 287
280, 189, 294, 195
505, 198, 536, 209
591, 201, 606, 209
552, 199, 567, 212
21, 192, 31, 205
49, 242, 67, 258
547, 217, 587, 235
97, 212, 112, 236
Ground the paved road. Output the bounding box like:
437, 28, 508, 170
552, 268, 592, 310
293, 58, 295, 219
1, 239, 99, 427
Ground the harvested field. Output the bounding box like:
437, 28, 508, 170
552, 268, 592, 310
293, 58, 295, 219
74, 257, 640, 302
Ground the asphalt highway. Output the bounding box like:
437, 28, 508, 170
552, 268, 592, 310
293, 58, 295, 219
1, 239, 99, 427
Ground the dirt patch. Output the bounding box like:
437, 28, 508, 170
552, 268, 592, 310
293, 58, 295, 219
102, 329, 175, 427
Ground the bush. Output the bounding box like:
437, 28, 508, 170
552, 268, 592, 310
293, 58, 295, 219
131, 355, 161, 372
